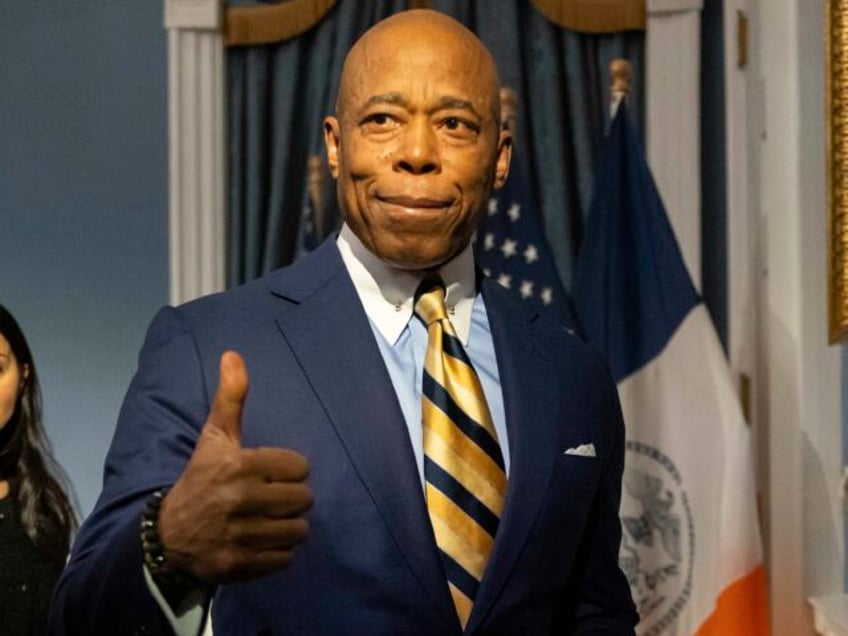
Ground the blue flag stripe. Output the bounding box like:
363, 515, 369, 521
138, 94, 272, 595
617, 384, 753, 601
572, 101, 699, 382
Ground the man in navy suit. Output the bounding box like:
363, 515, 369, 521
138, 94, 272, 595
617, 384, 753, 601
49, 9, 637, 635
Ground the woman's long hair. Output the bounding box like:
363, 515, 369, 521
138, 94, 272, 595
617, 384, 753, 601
0, 305, 76, 565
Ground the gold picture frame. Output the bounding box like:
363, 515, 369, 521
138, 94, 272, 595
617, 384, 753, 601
825, 0, 848, 343
828, 0, 848, 343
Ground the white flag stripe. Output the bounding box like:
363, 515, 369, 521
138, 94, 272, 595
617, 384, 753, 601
617, 305, 762, 634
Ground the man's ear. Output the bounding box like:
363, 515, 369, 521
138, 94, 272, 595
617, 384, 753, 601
323, 116, 341, 179
493, 129, 512, 190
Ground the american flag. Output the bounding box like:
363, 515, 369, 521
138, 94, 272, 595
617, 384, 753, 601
474, 158, 580, 333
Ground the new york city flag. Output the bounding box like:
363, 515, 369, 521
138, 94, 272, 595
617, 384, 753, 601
572, 102, 768, 635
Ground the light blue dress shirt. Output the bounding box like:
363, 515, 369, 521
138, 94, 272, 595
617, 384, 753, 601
337, 225, 510, 481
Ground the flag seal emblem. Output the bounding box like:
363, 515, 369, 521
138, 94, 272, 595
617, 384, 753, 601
618, 441, 694, 635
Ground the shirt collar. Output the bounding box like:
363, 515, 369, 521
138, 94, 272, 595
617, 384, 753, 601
337, 224, 478, 346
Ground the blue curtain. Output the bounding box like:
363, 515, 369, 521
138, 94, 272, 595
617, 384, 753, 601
227, 0, 409, 285
226, 0, 644, 288
431, 1, 643, 288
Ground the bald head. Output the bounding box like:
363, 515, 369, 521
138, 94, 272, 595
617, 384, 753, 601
337, 10, 501, 123
323, 9, 511, 271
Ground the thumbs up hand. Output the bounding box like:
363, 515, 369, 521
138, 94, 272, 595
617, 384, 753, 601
157, 351, 312, 584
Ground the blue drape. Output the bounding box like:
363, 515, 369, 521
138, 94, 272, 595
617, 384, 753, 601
227, 0, 409, 285
226, 0, 644, 289
430, 1, 643, 288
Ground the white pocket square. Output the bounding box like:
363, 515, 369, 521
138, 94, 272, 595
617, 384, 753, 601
564, 443, 596, 457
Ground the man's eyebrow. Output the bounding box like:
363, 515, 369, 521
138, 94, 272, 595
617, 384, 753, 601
358, 93, 484, 118
361, 92, 407, 110
434, 96, 480, 117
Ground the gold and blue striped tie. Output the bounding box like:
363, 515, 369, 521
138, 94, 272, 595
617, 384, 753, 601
415, 279, 508, 629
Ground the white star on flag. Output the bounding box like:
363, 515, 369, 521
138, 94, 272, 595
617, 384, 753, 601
500, 239, 517, 258
540, 287, 553, 305
472, 156, 576, 331
483, 268, 491, 277
523, 244, 539, 264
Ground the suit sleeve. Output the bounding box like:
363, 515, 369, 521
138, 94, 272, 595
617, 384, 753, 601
556, 362, 639, 635
48, 307, 214, 635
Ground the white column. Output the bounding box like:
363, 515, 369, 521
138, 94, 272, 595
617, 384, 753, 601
752, 0, 844, 634
164, 0, 226, 305
646, 0, 703, 289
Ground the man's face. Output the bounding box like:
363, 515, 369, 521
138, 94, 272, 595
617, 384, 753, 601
324, 20, 511, 270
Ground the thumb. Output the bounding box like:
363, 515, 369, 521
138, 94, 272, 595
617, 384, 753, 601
206, 350, 249, 444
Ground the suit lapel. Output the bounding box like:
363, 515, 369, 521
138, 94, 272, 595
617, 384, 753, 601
465, 282, 561, 634
268, 241, 460, 633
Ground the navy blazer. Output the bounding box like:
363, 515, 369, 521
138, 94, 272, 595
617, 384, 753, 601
49, 238, 637, 635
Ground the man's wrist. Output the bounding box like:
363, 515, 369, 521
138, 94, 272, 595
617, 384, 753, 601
140, 487, 210, 607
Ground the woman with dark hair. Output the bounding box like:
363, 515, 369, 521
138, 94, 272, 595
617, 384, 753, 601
0, 304, 76, 634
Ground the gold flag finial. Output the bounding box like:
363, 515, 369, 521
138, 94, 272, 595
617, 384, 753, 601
609, 59, 632, 117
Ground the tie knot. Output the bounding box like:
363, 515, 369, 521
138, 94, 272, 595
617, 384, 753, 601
414, 279, 448, 325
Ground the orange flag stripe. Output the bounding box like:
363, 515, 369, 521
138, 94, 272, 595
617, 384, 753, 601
694, 566, 770, 636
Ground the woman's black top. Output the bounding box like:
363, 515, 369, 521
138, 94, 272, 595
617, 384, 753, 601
0, 497, 63, 635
